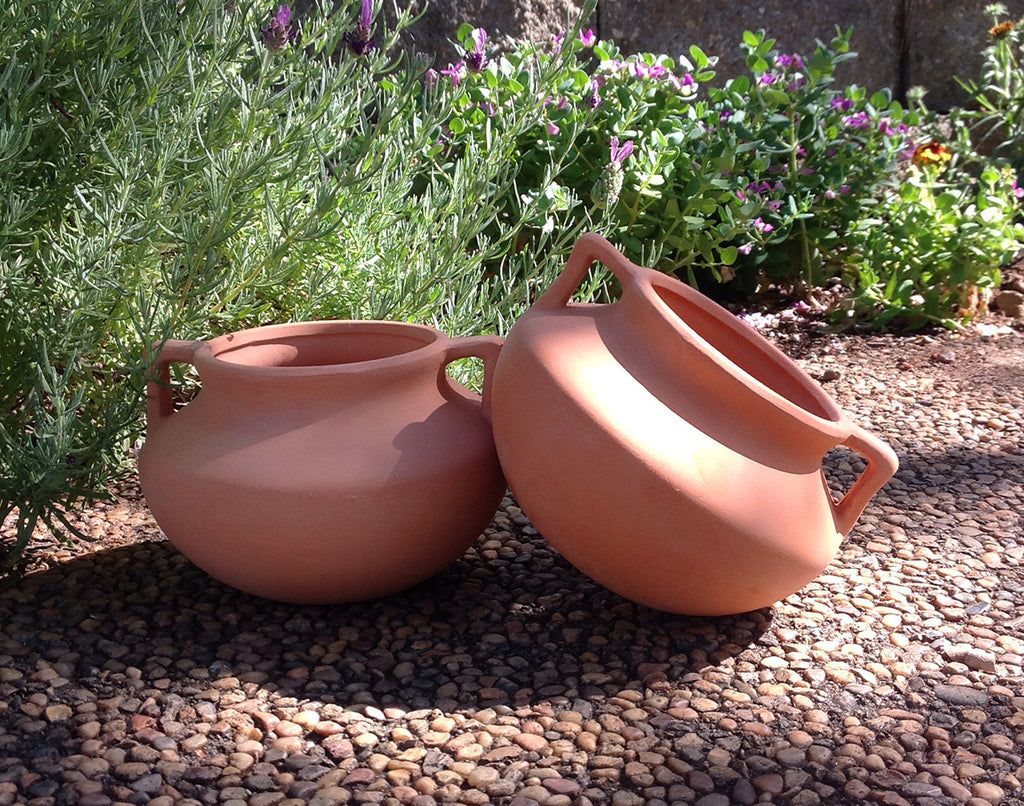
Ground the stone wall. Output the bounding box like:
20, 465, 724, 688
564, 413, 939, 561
399, 0, 1024, 111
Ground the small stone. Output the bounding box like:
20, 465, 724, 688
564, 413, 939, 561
514, 733, 549, 753
934, 685, 989, 708
466, 767, 499, 788
44, 704, 73, 722
945, 647, 998, 673
971, 782, 1005, 802
994, 289, 1024, 318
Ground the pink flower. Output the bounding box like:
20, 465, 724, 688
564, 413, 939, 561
547, 121, 560, 136
842, 111, 873, 130
877, 117, 898, 136
579, 29, 597, 47
753, 217, 774, 233
440, 61, 466, 86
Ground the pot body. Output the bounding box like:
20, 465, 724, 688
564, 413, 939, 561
491, 234, 898, 615
138, 320, 505, 604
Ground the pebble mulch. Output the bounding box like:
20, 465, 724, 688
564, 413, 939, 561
0, 326, 1022, 806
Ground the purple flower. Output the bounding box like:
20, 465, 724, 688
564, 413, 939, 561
579, 29, 597, 47
767, 200, 782, 212
261, 5, 297, 50
737, 243, 754, 255
634, 62, 668, 81
758, 73, 779, 86
719, 109, 732, 121
466, 27, 488, 71
342, 0, 374, 56
831, 97, 854, 112
842, 111, 873, 130
787, 76, 807, 91
753, 217, 774, 233
551, 29, 565, 51
877, 117, 898, 136
610, 136, 634, 165
440, 61, 466, 86
1013, 180, 1024, 199
824, 188, 837, 200
547, 121, 560, 136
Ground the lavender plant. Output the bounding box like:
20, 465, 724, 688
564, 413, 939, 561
0, 0, 594, 567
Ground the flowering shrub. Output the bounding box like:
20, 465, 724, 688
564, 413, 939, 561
836, 137, 1024, 328
432, 26, 924, 300
956, 3, 1024, 177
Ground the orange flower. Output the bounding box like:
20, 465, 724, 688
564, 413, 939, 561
912, 142, 952, 167
990, 20, 1015, 38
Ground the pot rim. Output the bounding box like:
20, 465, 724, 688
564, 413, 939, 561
636, 272, 849, 438
194, 319, 446, 377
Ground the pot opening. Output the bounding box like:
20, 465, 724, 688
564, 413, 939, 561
213, 329, 436, 369
654, 285, 837, 421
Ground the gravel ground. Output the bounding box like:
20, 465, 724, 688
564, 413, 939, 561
1, 323, 1022, 806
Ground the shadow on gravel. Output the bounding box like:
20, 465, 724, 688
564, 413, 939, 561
0, 531, 771, 726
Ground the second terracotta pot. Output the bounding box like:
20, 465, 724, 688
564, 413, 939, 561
490, 234, 899, 616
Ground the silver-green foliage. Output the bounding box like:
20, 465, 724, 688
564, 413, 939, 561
0, 0, 593, 567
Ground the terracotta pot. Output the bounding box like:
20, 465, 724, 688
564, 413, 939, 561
491, 233, 899, 615
138, 320, 505, 604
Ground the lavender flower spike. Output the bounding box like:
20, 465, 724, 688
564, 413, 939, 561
593, 136, 635, 209
610, 136, 634, 165
261, 5, 297, 50
343, 0, 375, 56
466, 27, 488, 71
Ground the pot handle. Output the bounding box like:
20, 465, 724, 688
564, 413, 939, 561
534, 232, 641, 310
146, 339, 203, 434
441, 335, 504, 422
832, 425, 899, 536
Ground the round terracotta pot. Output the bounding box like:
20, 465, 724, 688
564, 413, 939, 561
138, 320, 505, 604
491, 233, 899, 616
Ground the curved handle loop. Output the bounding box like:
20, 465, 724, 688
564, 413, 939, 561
534, 232, 644, 311
146, 339, 203, 434
832, 425, 899, 536
441, 335, 503, 422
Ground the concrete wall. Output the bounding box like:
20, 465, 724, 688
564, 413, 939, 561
398, 0, 1024, 111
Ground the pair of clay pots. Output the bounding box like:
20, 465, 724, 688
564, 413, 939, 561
139, 234, 898, 614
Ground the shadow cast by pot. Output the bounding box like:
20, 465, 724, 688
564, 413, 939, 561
0, 524, 771, 725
